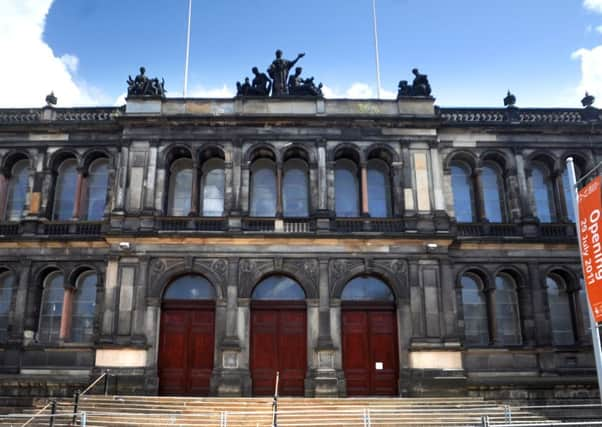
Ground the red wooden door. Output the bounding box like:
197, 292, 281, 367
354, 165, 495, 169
342, 304, 398, 396
251, 302, 306, 396
158, 301, 215, 395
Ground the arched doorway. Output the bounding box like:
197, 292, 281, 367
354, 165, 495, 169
341, 276, 399, 396
250, 275, 306, 396
158, 275, 216, 395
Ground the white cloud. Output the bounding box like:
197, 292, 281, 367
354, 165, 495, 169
0, 0, 99, 107
572, 46, 602, 100
114, 93, 127, 106
584, 0, 602, 13
596, 25, 602, 34
188, 84, 235, 98
346, 82, 373, 98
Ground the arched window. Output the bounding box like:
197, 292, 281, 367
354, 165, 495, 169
201, 159, 225, 217
335, 159, 360, 217
38, 271, 64, 343
168, 158, 193, 216
494, 274, 521, 345
0, 271, 14, 341
283, 159, 309, 217
53, 159, 78, 220
546, 275, 574, 345
341, 276, 394, 301
531, 164, 555, 223
71, 272, 97, 342
250, 159, 277, 217
367, 159, 392, 218
164, 274, 216, 300
451, 163, 475, 222
252, 275, 305, 300
4, 160, 29, 221
482, 165, 505, 223
461, 274, 489, 345
81, 158, 109, 220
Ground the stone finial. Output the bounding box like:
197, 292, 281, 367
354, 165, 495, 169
582, 92, 595, 108
45, 91, 57, 107
503, 90, 516, 107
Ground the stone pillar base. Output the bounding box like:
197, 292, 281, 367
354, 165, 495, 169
211, 368, 252, 396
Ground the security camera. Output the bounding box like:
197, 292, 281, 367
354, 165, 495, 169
119, 242, 131, 250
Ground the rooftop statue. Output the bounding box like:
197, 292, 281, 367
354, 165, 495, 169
127, 66, 166, 97
288, 67, 323, 97
397, 68, 432, 98
236, 67, 271, 96
268, 49, 305, 96
504, 90, 517, 107
45, 91, 57, 107
582, 92, 595, 108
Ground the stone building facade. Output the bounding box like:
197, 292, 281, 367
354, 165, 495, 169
0, 95, 599, 399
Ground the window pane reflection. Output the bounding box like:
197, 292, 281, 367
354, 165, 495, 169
53, 159, 78, 220
202, 159, 225, 217
71, 273, 97, 342
283, 159, 309, 217
367, 159, 391, 218
341, 276, 394, 301
335, 159, 359, 217
82, 159, 109, 220
164, 275, 215, 300
39, 272, 64, 343
251, 159, 276, 217
482, 166, 504, 223
252, 276, 305, 300
461, 275, 489, 345
546, 276, 574, 345
5, 160, 29, 221
532, 165, 555, 223
168, 159, 192, 216
0, 272, 14, 341
494, 275, 520, 345
451, 165, 474, 222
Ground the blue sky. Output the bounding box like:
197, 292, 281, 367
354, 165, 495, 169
3, 0, 602, 107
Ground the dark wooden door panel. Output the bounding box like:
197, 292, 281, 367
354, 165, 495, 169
342, 308, 398, 396
251, 306, 306, 396
158, 306, 215, 396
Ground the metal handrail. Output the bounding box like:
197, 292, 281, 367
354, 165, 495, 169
80, 369, 109, 396
20, 400, 51, 427
272, 371, 280, 427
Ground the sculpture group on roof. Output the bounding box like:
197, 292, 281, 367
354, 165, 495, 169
127, 67, 166, 97
397, 68, 432, 98
237, 50, 323, 98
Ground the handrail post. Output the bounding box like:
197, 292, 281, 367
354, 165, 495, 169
480, 415, 489, 427
72, 390, 80, 425
81, 410, 87, 427
272, 371, 279, 427
103, 369, 110, 395
504, 404, 511, 423
48, 399, 56, 427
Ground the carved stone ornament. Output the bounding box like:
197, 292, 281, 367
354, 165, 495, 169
150, 259, 166, 276
127, 66, 166, 97
329, 259, 364, 286
285, 259, 319, 284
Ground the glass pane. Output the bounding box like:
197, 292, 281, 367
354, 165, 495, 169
461, 275, 489, 345
482, 166, 504, 223
38, 272, 64, 343
82, 159, 109, 220
71, 273, 97, 342
250, 159, 276, 217
367, 160, 391, 218
168, 159, 192, 216
283, 159, 309, 217
532, 166, 555, 223
451, 165, 475, 222
53, 159, 78, 220
341, 276, 394, 301
494, 275, 521, 345
335, 159, 359, 217
563, 168, 577, 223
252, 275, 305, 300
0, 272, 14, 341
202, 159, 225, 217
5, 160, 29, 221
546, 276, 574, 345
164, 275, 215, 300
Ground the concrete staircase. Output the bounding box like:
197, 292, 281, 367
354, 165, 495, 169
0, 395, 564, 426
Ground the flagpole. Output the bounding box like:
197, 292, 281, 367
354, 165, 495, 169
183, 0, 192, 97
567, 157, 602, 405
371, 0, 382, 99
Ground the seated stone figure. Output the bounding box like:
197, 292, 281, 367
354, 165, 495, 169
236, 67, 271, 96
127, 66, 166, 97
288, 67, 323, 97
397, 69, 432, 98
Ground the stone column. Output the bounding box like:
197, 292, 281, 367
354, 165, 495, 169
528, 262, 550, 346
473, 167, 487, 222
71, 170, 84, 220
145, 297, 161, 371
0, 174, 8, 220
553, 170, 567, 221
231, 141, 243, 215
276, 163, 283, 217
190, 161, 200, 216
429, 144, 445, 211
408, 260, 425, 337
317, 140, 328, 212
59, 287, 74, 340
505, 168, 522, 222
392, 163, 404, 216
224, 161, 234, 215
240, 165, 250, 215
10, 260, 31, 342
518, 280, 536, 346
143, 143, 158, 214
440, 259, 459, 339
360, 162, 369, 216
515, 152, 535, 220
131, 257, 148, 344
99, 257, 119, 342
114, 145, 129, 213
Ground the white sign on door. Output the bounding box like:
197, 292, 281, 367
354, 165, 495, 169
375, 362, 383, 370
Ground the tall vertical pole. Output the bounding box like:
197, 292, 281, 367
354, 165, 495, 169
183, 0, 192, 97
567, 157, 602, 405
371, 0, 382, 99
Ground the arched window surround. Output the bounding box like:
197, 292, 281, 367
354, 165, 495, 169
545, 270, 586, 346
1, 158, 31, 222
528, 160, 557, 224
459, 270, 523, 347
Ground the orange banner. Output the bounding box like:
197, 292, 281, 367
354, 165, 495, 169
578, 175, 602, 323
